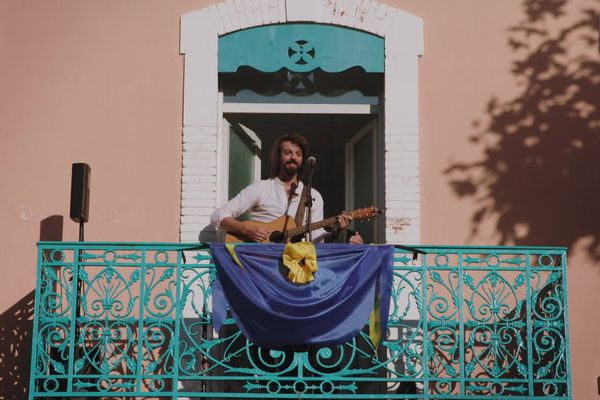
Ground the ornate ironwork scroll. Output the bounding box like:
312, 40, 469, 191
30, 243, 571, 399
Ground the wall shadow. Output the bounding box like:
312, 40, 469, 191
0, 215, 64, 399
199, 223, 218, 242
445, 0, 600, 260
40, 215, 64, 242
0, 291, 35, 400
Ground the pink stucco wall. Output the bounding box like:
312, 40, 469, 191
413, 2, 600, 398
1, 0, 598, 397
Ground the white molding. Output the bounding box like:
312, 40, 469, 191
180, 0, 424, 244
258, 1, 268, 26
216, 91, 226, 213
249, 0, 262, 25
277, 0, 287, 22
354, 0, 374, 31
364, 1, 383, 33
218, 118, 231, 207
223, 1, 241, 32
180, 9, 217, 53
286, 0, 318, 21
222, 103, 378, 114
234, 0, 249, 29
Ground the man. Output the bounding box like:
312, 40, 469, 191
211, 133, 362, 244
209, 134, 367, 397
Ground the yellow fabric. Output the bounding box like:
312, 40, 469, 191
281, 242, 318, 284
369, 294, 382, 349
225, 244, 244, 268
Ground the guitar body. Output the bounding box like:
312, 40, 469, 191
224, 206, 382, 243
225, 216, 298, 243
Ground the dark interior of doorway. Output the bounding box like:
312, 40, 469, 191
227, 113, 375, 221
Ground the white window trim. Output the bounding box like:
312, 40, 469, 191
222, 103, 378, 114
180, 0, 424, 244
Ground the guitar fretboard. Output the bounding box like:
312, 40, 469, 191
286, 216, 339, 238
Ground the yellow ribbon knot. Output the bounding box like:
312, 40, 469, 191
282, 242, 318, 284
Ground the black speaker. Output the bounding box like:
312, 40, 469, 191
70, 163, 91, 223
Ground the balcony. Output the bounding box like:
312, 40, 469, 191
30, 242, 571, 399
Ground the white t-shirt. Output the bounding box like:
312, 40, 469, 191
210, 178, 328, 242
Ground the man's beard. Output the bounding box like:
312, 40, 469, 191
283, 161, 299, 175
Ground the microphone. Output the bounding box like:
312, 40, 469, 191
307, 156, 316, 168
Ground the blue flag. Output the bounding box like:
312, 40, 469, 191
210, 243, 393, 347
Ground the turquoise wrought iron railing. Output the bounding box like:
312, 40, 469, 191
30, 242, 571, 399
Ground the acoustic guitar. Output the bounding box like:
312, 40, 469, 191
225, 206, 382, 243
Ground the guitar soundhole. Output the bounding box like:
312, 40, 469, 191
269, 231, 286, 243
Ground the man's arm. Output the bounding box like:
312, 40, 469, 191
306, 190, 363, 244
334, 213, 364, 244
211, 181, 268, 242
218, 217, 270, 243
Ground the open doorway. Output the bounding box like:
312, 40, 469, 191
222, 113, 382, 243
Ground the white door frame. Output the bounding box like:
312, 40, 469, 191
220, 118, 262, 206
180, 0, 423, 244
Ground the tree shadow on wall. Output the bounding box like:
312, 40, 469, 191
0, 291, 35, 400
445, 0, 600, 260
0, 215, 65, 399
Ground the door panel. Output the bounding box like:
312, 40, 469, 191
224, 119, 262, 220
346, 119, 378, 243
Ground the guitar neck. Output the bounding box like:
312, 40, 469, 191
286, 216, 339, 238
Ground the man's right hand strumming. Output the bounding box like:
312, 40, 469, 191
241, 226, 270, 243
221, 217, 270, 243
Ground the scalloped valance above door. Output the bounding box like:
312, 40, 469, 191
218, 23, 384, 73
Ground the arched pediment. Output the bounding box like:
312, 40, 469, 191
181, 0, 423, 56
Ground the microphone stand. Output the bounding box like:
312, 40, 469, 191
306, 164, 315, 242
276, 183, 297, 243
